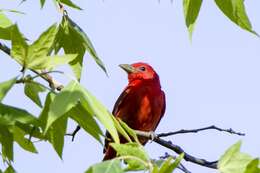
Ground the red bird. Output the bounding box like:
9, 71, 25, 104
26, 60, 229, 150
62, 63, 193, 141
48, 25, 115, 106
103, 62, 166, 160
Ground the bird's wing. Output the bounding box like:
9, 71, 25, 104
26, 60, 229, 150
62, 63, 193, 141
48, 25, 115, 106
153, 90, 166, 130
103, 86, 132, 153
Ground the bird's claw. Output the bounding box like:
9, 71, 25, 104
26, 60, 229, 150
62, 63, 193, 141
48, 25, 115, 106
148, 131, 157, 141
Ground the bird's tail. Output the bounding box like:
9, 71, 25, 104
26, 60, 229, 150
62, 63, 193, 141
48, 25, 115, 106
103, 146, 117, 161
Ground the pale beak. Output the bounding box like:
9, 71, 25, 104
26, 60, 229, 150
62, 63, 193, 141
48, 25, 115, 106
119, 64, 138, 73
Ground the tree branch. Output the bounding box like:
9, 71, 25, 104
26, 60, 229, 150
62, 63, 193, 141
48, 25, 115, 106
0, 41, 64, 91
135, 130, 219, 169
157, 125, 245, 137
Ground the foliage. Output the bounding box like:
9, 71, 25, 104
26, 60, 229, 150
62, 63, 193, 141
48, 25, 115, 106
0, 0, 259, 173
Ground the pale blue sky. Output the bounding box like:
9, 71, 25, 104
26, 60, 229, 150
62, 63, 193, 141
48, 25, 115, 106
1, 0, 260, 173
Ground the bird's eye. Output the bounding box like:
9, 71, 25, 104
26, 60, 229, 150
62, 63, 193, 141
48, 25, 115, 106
139, 66, 146, 71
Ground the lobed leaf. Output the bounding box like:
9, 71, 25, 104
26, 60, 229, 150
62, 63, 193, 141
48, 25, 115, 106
55, 15, 107, 80
110, 142, 149, 170
0, 77, 17, 102
85, 159, 123, 173
0, 12, 13, 40
24, 81, 46, 107
218, 141, 254, 173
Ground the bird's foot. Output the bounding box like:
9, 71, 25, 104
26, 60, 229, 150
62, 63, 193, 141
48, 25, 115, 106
148, 131, 157, 141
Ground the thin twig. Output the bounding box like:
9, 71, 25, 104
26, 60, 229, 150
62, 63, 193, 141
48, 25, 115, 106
157, 125, 245, 138
66, 125, 81, 141
31, 70, 64, 80
135, 130, 218, 169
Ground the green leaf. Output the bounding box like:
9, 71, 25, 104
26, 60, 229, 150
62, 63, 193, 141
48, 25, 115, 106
48, 116, 67, 158
0, 77, 17, 102
11, 24, 28, 67
59, 0, 82, 10
3, 165, 15, 173
111, 116, 131, 143
40, 0, 46, 8
218, 141, 253, 173
39, 92, 67, 158
244, 159, 260, 173
39, 92, 55, 130
11, 126, 38, 153
69, 103, 103, 144
183, 0, 203, 39
76, 83, 119, 143
24, 81, 46, 107
11, 24, 59, 70
85, 159, 124, 173
214, 0, 258, 35
0, 126, 13, 161
119, 119, 140, 144
55, 15, 107, 80
45, 81, 80, 132
0, 103, 38, 126
45, 81, 119, 143
158, 153, 184, 173
110, 142, 149, 170
27, 24, 57, 68
28, 54, 77, 70
0, 13, 12, 28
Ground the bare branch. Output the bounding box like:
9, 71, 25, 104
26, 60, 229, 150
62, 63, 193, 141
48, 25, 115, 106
157, 125, 245, 138
135, 130, 218, 169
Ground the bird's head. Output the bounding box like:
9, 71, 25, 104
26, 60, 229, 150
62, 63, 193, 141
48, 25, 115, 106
119, 62, 160, 84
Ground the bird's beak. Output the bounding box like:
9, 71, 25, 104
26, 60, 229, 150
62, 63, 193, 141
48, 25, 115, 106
119, 64, 137, 74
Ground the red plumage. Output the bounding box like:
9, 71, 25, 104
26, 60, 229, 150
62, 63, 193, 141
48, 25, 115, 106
103, 62, 166, 160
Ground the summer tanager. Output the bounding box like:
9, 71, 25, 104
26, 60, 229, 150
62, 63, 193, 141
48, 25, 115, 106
103, 62, 166, 160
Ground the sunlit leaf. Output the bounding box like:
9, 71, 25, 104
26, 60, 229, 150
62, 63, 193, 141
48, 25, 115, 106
39, 92, 67, 158
59, 0, 82, 10
24, 81, 46, 107
44, 81, 119, 143
69, 104, 103, 144
11, 126, 37, 153
0, 77, 17, 102
0, 13, 12, 28
158, 153, 184, 173
27, 24, 57, 67
215, 0, 258, 35
55, 15, 107, 80
183, 0, 203, 39
111, 116, 131, 143
218, 141, 254, 173
28, 54, 77, 70
119, 119, 140, 144
77, 83, 119, 143
48, 116, 67, 158
0, 103, 38, 126
85, 159, 123, 173
110, 142, 149, 170
11, 24, 28, 67
244, 158, 260, 173
3, 165, 15, 173
0, 126, 13, 161
45, 81, 80, 132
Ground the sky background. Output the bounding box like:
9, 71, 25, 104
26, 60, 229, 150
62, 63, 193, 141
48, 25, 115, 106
1, 0, 260, 173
